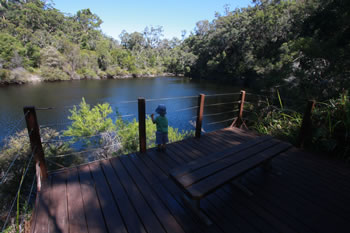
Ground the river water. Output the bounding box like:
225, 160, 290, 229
0, 77, 244, 143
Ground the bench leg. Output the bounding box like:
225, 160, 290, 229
262, 160, 282, 175
263, 160, 272, 171
182, 194, 212, 226
232, 180, 254, 196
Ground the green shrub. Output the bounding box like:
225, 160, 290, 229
40, 66, 70, 81
311, 93, 350, 160
64, 98, 116, 146
115, 116, 194, 155
63, 99, 193, 156
251, 108, 302, 144
0, 69, 10, 81
0, 128, 71, 228
77, 67, 98, 79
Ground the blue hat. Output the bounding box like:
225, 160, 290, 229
155, 104, 166, 115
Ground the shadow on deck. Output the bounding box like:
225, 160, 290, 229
30, 127, 350, 233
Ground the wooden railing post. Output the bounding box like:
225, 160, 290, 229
297, 100, 316, 148
23, 106, 47, 191
138, 98, 147, 153
231, 90, 246, 128
195, 94, 205, 138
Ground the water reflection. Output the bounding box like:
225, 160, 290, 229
0, 77, 245, 142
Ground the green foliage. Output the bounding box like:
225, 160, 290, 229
249, 94, 303, 144
1, 0, 185, 84
252, 108, 302, 144
64, 98, 116, 145
311, 93, 350, 159
247, 91, 350, 160
183, 0, 349, 100
0, 68, 10, 81
40, 66, 70, 81
0, 127, 71, 228
0, 33, 26, 68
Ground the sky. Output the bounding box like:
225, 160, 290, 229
53, 0, 253, 40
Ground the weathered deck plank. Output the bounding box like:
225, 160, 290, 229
66, 168, 88, 233
78, 165, 107, 233
30, 127, 350, 233
48, 172, 68, 233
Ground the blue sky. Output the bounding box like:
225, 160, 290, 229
53, 0, 253, 40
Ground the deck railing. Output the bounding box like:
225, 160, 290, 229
0, 90, 316, 231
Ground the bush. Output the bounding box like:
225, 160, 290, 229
115, 116, 194, 155
0, 69, 10, 81
40, 66, 70, 81
0, 128, 71, 228
311, 93, 350, 160
64, 98, 116, 146
77, 67, 98, 79
251, 108, 302, 144
63, 99, 194, 156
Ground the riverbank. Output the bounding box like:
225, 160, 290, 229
0, 67, 178, 86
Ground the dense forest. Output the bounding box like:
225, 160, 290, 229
185, 0, 349, 100
1, 0, 349, 100
0, 0, 196, 83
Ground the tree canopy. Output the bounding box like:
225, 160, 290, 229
0, 0, 348, 99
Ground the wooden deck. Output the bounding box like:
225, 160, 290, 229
30, 127, 350, 233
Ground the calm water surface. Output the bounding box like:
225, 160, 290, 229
0, 77, 244, 143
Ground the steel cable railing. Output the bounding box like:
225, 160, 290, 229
146, 95, 198, 102
7, 93, 243, 173
42, 127, 137, 144
0, 129, 33, 185
19, 175, 36, 230
51, 138, 136, 158
196, 110, 239, 118
1, 92, 257, 230
1, 146, 36, 232
205, 92, 241, 97
206, 117, 236, 125
204, 101, 240, 108
0, 111, 29, 144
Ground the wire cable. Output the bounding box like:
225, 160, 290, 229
204, 101, 240, 108
207, 117, 235, 125
146, 95, 198, 102
46, 158, 65, 168
1, 112, 29, 142
26, 175, 36, 206
245, 93, 269, 98
171, 106, 198, 112
0, 129, 33, 185
117, 100, 138, 104
42, 128, 134, 144
35, 107, 56, 111
20, 175, 36, 228
196, 110, 238, 118
1, 147, 36, 232
118, 114, 135, 118
40, 121, 73, 128
205, 92, 241, 97
52, 139, 135, 158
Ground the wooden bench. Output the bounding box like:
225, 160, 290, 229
170, 135, 292, 225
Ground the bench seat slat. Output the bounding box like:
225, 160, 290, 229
170, 135, 272, 178
187, 142, 292, 199
177, 139, 279, 188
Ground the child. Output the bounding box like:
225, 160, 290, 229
151, 104, 168, 152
